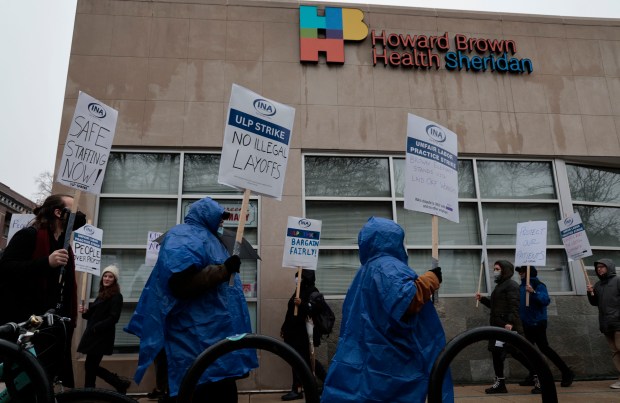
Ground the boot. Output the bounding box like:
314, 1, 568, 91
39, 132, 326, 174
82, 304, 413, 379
485, 377, 507, 394
97, 367, 131, 394
518, 373, 535, 386
281, 389, 304, 401
561, 369, 575, 387
531, 375, 542, 394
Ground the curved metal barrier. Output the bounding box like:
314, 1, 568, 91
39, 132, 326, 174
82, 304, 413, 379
177, 334, 319, 403
428, 326, 557, 403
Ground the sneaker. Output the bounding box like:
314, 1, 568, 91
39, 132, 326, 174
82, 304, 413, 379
147, 388, 166, 400
281, 390, 304, 401
610, 380, 620, 389
531, 375, 542, 394
519, 374, 535, 386
561, 370, 575, 387
485, 377, 507, 394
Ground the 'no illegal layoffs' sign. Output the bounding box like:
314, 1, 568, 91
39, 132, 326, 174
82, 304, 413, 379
218, 84, 295, 200
404, 114, 459, 223
282, 216, 321, 270
57, 92, 118, 194
72, 224, 103, 276
558, 212, 592, 261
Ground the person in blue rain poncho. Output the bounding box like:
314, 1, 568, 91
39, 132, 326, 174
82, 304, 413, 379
321, 217, 454, 403
125, 197, 257, 402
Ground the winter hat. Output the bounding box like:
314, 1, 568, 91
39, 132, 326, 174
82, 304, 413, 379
101, 264, 120, 281
516, 265, 537, 277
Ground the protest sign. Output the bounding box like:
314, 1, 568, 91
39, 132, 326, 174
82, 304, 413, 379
72, 224, 103, 276
515, 221, 547, 267
558, 212, 592, 261
282, 217, 321, 270
218, 84, 295, 200
404, 114, 459, 223
145, 231, 163, 266
57, 92, 118, 194
7, 214, 35, 244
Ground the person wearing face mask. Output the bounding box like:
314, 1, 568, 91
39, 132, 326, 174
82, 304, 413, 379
475, 260, 537, 394
586, 259, 620, 389
0, 193, 86, 388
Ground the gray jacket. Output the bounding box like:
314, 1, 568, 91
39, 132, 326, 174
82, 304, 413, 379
588, 258, 620, 334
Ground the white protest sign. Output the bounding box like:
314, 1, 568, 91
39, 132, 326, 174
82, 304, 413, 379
72, 224, 103, 275
57, 92, 118, 194
515, 221, 547, 267
404, 114, 459, 223
145, 231, 163, 266
558, 212, 592, 261
7, 214, 35, 244
218, 84, 295, 200
282, 217, 321, 270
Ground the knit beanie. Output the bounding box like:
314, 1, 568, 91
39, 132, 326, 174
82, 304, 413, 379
101, 264, 120, 281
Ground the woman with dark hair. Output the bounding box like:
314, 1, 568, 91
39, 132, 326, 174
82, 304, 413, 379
78, 265, 130, 393
0, 193, 86, 387
280, 269, 327, 401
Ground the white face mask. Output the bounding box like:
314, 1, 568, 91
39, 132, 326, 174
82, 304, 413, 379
493, 271, 502, 280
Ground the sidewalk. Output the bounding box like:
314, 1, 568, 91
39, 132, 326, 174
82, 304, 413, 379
134, 379, 620, 402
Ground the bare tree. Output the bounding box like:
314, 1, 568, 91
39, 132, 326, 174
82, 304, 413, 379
33, 171, 53, 205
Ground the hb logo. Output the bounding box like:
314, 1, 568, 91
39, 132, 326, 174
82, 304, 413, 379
299, 6, 369, 64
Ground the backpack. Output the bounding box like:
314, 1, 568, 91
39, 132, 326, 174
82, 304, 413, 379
309, 291, 335, 338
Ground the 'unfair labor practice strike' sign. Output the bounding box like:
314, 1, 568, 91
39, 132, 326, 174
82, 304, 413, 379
218, 84, 295, 200
558, 212, 592, 261
282, 217, 321, 270
57, 92, 118, 194
515, 221, 547, 267
404, 114, 459, 223
72, 224, 103, 276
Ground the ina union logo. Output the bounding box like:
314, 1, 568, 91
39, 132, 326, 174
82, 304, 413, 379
564, 217, 574, 226
87, 102, 107, 118
425, 124, 446, 142
253, 99, 276, 117
298, 219, 312, 228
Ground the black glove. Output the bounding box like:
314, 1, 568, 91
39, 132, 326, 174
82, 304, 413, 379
224, 255, 241, 275
430, 267, 442, 284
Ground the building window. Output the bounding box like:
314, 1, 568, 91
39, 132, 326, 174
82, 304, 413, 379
96, 151, 259, 350
303, 155, 598, 297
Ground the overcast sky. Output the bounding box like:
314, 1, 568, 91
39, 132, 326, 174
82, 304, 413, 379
1, 0, 619, 201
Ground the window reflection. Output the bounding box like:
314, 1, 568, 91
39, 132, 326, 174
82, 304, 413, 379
478, 161, 556, 199
567, 164, 620, 203
574, 206, 620, 247
305, 156, 390, 197
102, 153, 180, 194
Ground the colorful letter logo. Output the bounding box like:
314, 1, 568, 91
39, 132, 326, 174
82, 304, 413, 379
299, 6, 369, 64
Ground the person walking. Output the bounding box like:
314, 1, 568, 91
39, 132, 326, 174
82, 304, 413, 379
320, 217, 453, 403
77, 265, 131, 393
280, 269, 327, 401
475, 260, 539, 394
515, 265, 574, 388
586, 258, 620, 389
0, 193, 86, 388
126, 197, 258, 402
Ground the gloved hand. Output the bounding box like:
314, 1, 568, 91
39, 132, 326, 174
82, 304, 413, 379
430, 267, 442, 284
224, 255, 241, 275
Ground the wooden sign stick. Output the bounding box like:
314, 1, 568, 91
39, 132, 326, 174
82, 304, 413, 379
526, 265, 531, 306
580, 259, 594, 296
229, 188, 251, 286
476, 262, 484, 308
294, 266, 303, 316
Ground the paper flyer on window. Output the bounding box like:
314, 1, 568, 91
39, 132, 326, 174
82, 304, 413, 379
404, 113, 459, 223
218, 84, 295, 200
145, 231, 163, 266
282, 216, 321, 270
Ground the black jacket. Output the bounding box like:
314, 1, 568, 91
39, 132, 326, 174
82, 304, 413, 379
479, 263, 524, 335
77, 292, 123, 355
588, 259, 620, 334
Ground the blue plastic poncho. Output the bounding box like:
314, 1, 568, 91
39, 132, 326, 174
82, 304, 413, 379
125, 197, 258, 396
321, 217, 454, 403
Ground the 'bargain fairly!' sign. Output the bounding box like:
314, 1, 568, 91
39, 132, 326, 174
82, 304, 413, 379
57, 92, 118, 194
218, 84, 295, 200
282, 216, 322, 270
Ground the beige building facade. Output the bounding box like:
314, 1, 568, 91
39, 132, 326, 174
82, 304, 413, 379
57, 0, 620, 393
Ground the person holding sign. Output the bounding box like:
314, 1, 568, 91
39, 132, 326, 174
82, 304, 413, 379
475, 260, 538, 394
586, 259, 620, 389
0, 193, 86, 387
77, 265, 131, 393
126, 197, 257, 402
280, 270, 327, 401
515, 266, 575, 388
321, 217, 452, 403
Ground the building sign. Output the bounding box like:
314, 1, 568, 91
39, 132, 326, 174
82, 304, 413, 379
299, 6, 533, 74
